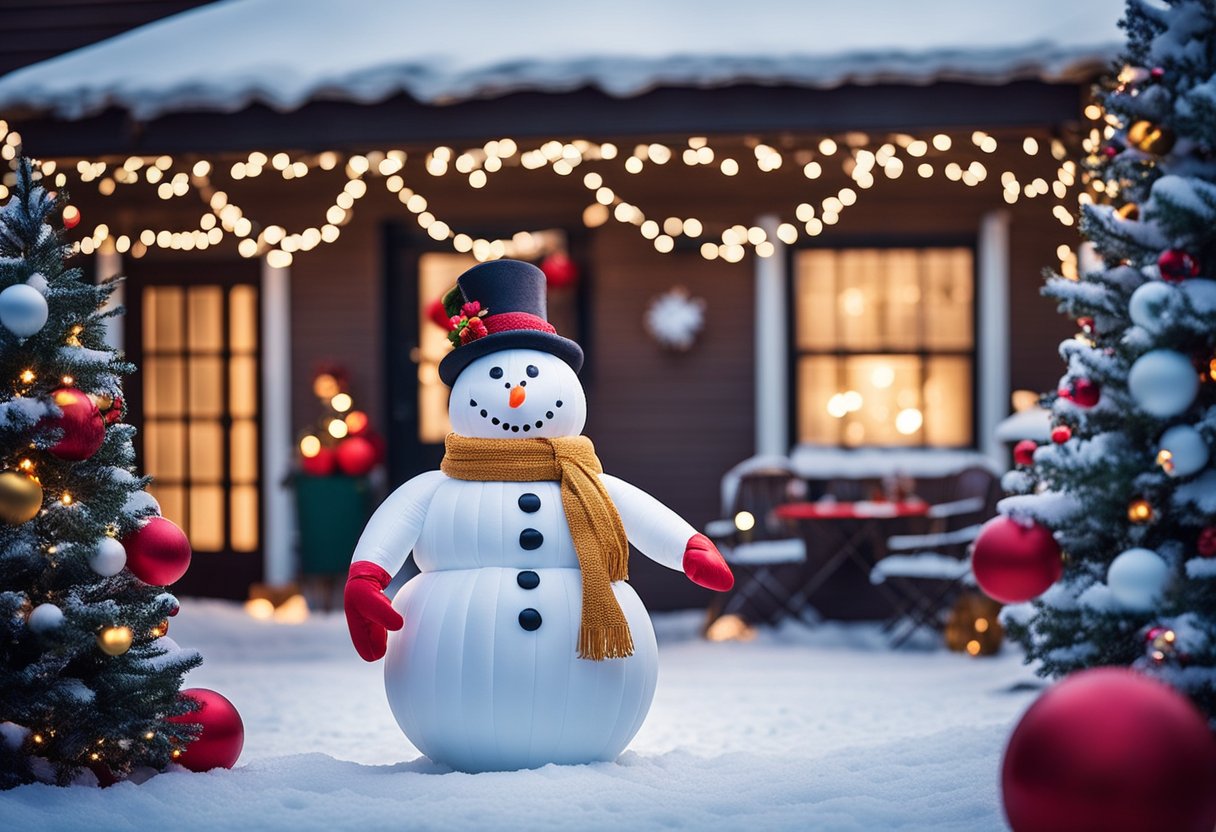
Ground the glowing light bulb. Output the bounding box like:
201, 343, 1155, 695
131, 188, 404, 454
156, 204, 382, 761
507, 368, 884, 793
330, 393, 353, 413
299, 435, 321, 458
328, 419, 349, 439
734, 511, 756, 532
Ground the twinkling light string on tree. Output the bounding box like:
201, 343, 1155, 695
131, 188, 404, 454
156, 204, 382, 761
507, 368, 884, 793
1, 112, 1107, 270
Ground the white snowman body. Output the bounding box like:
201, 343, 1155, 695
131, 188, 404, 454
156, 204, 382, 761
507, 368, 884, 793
353, 349, 694, 772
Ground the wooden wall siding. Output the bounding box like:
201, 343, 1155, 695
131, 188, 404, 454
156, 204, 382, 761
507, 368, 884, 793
0, 1, 216, 78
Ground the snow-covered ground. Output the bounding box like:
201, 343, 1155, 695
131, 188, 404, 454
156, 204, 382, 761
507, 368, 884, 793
4, 601, 1042, 831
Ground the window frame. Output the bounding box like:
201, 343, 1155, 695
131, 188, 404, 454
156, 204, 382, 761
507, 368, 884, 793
785, 234, 980, 451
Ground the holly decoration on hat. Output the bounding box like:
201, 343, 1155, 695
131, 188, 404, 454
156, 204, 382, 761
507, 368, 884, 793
447, 301, 489, 347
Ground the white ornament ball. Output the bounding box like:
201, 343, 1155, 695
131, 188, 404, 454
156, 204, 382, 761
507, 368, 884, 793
1107, 548, 1169, 612
89, 536, 127, 577
1157, 424, 1209, 478
1128, 349, 1199, 417
1127, 281, 1176, 333
25, 273, 49, 295
28, 603, 64, 634
0, 283, 49, 338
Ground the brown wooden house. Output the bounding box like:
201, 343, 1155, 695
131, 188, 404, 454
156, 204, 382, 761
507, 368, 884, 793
0, 0, 1123, 607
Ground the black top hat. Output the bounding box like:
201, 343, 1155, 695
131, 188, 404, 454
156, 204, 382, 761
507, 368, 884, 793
438, 259, 584, 387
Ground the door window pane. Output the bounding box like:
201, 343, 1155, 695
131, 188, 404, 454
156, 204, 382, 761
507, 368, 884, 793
144, 358, 184, 417
189, 486, 224, 551
231, 486, 258, 552
188, 421, 223, 483
229, 355, 257, 417
229, 285, 258, 353
230, 419, 258, 484
143, 287, 182, 352
188, 356, 223, 417
145, 422, 184, 480
187, 287, 223, 351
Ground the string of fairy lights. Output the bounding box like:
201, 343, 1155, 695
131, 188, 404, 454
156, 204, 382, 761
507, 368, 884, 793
0, 102, 1116, 272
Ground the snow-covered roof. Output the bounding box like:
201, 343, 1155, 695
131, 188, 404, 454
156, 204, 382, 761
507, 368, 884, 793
0, 0, 1124, 121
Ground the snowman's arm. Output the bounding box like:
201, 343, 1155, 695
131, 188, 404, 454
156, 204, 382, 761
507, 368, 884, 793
600, 474, 734, 591
351, 469, 447, 575
600, 473, 695, 571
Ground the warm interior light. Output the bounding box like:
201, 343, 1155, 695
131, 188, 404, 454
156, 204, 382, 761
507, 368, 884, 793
299, 435, 321, 457
328, 419, 349, 439
330, 393, 353, 412
734, 511, 756, 532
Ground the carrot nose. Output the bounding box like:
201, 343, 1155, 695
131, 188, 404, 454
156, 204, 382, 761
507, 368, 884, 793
509, 385, 526, 408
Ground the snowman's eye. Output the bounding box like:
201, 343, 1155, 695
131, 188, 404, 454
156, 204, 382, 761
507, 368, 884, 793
489, 367, 503, 379
526, 365, 539, 378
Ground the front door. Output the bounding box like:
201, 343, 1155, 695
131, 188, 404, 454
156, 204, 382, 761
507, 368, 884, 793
125, 260, 263, 597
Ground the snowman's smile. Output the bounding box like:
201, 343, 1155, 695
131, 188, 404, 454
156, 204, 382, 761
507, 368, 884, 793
469, 396, 564, 434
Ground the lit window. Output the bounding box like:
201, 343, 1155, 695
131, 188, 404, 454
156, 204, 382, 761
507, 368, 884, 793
794, 247, 974, 447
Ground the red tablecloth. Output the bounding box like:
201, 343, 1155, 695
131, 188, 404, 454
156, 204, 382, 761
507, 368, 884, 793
773, 500, 929, 520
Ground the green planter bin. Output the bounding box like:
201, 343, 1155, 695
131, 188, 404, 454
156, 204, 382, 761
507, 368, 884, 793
294, 474, 375, 576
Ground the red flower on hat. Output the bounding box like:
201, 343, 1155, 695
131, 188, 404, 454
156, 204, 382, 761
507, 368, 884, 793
447, 301, 489, 348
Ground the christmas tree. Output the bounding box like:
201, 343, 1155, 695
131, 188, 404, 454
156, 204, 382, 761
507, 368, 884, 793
0, 160, 203, 787
1000, 0, 1216, 718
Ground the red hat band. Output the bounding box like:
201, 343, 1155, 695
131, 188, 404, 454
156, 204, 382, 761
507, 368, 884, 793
483, 311, 557, 336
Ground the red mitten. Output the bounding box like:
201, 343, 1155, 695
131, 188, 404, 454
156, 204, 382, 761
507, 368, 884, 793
344, 561, 404, 661
683, 533, 734, 591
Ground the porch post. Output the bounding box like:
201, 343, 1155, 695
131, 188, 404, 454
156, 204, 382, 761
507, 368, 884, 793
978, 210, 1011, 468
754, 214, 789, 457
261, 258, 295, 586
96, 245, 123, 351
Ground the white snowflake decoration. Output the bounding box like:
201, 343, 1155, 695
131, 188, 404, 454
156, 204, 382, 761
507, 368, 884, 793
644, 286, 706, 351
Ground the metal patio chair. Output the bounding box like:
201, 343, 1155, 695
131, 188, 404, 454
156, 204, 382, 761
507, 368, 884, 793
870, 467, 1000, 646
704, 467, 812, 628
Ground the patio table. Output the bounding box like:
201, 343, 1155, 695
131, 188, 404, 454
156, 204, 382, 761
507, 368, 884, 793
772, 500, 930, 619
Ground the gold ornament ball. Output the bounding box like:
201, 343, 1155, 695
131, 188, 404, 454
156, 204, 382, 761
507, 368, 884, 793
98, 625, 133, 656
150, 619, 169, 638
0, 471, 44, 525
1127, 120, 1176, 155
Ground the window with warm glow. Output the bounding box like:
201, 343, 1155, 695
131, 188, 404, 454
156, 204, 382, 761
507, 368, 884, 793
794, 246, 974, 447
141, 284, 260, 553
417, 253, 477, 443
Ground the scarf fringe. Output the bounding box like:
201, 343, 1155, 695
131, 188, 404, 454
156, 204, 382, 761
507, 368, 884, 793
578, 624, 635, 661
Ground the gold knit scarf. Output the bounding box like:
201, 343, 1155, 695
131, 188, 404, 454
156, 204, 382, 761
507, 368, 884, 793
440, 433, 633, 661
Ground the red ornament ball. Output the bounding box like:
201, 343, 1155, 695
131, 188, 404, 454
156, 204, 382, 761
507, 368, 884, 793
1056, 386, 1072, 401
1150, 66, 1164, 79
1070, 379, 1100, 408
1013, 440, 1038, 467
1101, 145, 1118, 158
539, 252, 579, 290
335, 435, 378, 476
1158, 249, 1200, 282
167, 688, 244, 772
102, 394, 123, 425
43, 387, 105, 460
972, 516, 1062, 603
1198, 527, 1216, 558
1002, 668, 1216, 832
300, 445, 337, 476
1051, 425, 1072, 444
122, 516, 192, 586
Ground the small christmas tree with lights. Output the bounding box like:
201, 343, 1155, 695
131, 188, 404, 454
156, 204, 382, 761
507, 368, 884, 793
0, 160, 227, 787
997, 0, 1216, 718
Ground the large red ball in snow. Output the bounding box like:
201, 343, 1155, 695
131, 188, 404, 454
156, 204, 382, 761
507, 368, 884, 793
972, 516, 1062, 603
122, 516, 192, 586
167, 688, 244, 772
44, 387, 105, 460
335, 435, 378, 476
1002, 668, 1216, 832
1013, 440, 1038, 467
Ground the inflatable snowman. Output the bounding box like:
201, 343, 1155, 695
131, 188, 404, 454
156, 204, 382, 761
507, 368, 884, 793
344, 259, 734, 773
